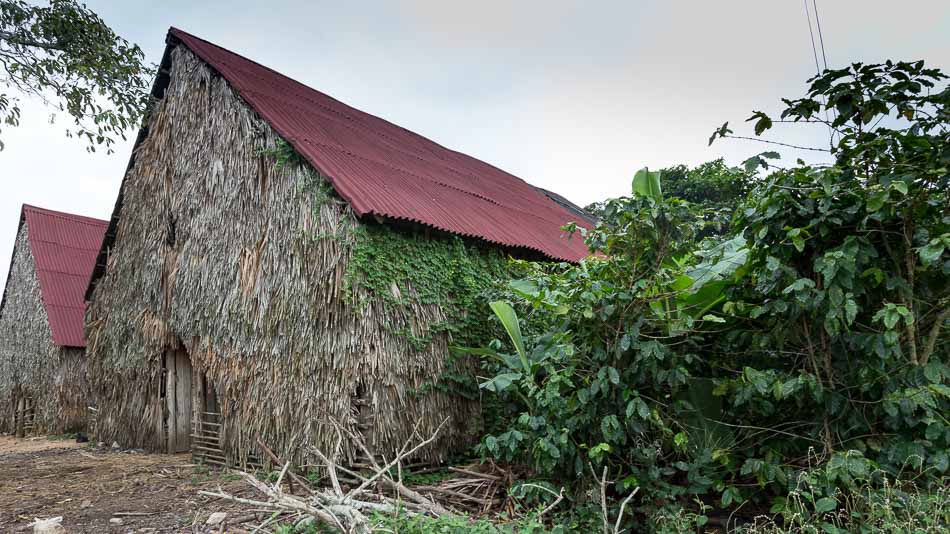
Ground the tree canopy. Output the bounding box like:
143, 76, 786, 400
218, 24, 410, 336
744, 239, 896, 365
0, 0, 151, 151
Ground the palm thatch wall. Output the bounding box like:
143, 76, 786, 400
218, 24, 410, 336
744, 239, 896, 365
85, 46, 498, 465
0, 223, 89, 434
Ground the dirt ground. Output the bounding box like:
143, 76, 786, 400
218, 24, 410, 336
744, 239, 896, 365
0, 435, 270, 533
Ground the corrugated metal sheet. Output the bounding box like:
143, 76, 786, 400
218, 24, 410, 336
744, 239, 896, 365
169, 28, 591, 262
22, 205, 108, 347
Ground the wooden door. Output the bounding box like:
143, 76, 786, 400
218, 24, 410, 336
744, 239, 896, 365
165, 348, 193, 453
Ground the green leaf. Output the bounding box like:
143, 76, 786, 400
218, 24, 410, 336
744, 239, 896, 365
671, 274, 694, 292
702, 314, 726, 323
793, 235, 805, 252
632, 167, 663, 200
673, 432, 689, 449
891, 181, 909, 195
815, 496, 837, 514
588, 442, 612, 459
896, 305, 914, 325
747, 111, 773, 136
783, 278, 815, 294
923, 363, 943, 383
508, 279, 539, 299
770, 497, 788, 514
479, 372, 522, 392
489, 301, 529, 375
866, 191, 887, 212
844, 299, 858, 325
721, 486, 740, 507
884, 310, 899, 329
607, 366, 620, 385
627, 397, 650, 420
919, 239, 946, 266
931, 451, 949, 472
709, 121, 732, 146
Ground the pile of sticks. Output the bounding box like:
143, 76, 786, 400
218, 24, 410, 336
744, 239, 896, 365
410, 463, 511, 515
197, 418, 642, 533
199, 418, 456, 533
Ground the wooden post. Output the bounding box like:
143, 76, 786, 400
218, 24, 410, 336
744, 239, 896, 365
165, 350, 177, 453
10, 392, 20, 436
164, 348, 193, 453
175, 350, 192, 453
14, 396, 25, 438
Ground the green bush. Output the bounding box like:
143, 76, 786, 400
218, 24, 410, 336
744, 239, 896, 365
466, 60, 949, 531
370, 512, 550, 533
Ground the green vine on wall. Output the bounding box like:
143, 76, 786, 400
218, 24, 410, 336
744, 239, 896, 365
262, 135, 514, 400
346, 224, 512, 398
346, 223, 510, 345
258, 138, 308, 171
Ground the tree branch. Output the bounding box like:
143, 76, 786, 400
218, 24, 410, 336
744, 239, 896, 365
0, 31, 67, 52
920, 306, 949, 366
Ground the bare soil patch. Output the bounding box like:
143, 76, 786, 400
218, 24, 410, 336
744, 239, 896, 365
0, 435, 81, 455
0, 435, 265, 533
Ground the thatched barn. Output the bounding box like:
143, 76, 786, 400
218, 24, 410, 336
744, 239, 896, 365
84, 27, 590, 466
0, 204, 107, 436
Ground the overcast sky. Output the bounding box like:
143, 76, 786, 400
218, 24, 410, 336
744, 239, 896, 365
1, 1, 948, 289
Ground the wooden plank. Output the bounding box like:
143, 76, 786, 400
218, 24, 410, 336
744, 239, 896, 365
198, 421, 223, 427
175, 349, 192, 453
192, 445, 225, 454
15, 397, 25, 438
192, 450, 225, 459
194, 456, 227, 465
165, 351, 176, 453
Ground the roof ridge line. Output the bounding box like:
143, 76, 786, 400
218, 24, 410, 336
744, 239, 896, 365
23, 204, 109, 225
169, 28, 563, 214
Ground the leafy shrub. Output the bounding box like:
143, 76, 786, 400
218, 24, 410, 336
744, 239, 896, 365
370, 511, 552, 533
737, 472, 950, 533
467, 60, 949, 530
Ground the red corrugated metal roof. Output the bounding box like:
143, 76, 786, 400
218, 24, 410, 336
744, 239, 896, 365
169, 28, 591, 261
22, 205, 108, 347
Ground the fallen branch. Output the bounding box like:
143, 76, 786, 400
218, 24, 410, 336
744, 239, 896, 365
255, 438, 314, 495
203, 418, 456, 532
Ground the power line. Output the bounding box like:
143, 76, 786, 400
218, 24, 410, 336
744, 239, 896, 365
812, 0, 829, 70
803, 0, 835, 148
803, 0, 822, 75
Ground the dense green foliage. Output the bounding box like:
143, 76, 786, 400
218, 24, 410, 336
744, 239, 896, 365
0, 0, 150, 151
346, 223, 510, 350
471, 61, 949, 531
343, 218, 512, 404
659, 159, 755, 209
585, 159, 754, 231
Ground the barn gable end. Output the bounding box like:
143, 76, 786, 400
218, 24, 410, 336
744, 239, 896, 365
0, 206, 107, 435
85, 44, 513, 464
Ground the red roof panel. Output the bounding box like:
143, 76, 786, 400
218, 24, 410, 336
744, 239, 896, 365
169, 28, 591, 262
22, 205, 108, 347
